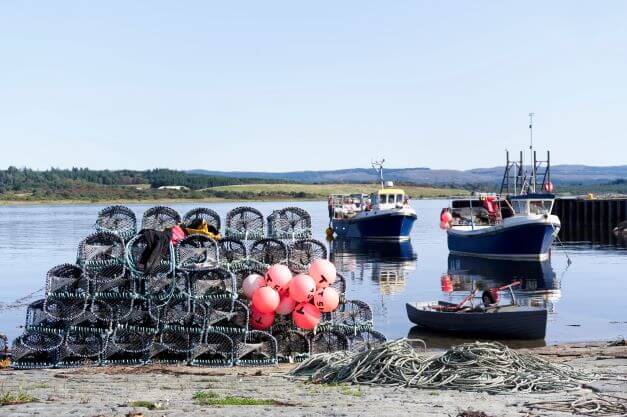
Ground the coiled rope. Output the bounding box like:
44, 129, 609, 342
290, 339, 596, 394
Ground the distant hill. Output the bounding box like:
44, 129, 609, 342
190, 165, 627, 187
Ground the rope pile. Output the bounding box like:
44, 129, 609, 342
291, 339, 596, 393
524, 394, 627, 416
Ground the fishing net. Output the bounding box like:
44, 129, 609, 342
225, 207, 264, 240
206, 299, 249, 333
11, 328, 62, 368
95, 205, 137, 240
176, 234, 219, 271
26, 299, 54, 327
183, 207, 221, 231
288, 239, 327, 272
324, 299, 373, 329
77, 232, 126, 281
218, 238, 247, 266
45, 264, 87, 294
291, 340, 596, 393
273, 329, 310, 363
149, 294, 192, 325
249, 238, 288, 266
159, 326, 203, 353
348, 329, 387, 353
43, 293, 88, 322
62, 326, 108, 361
104, 325, 155, 365
190, 330, 234, 366
189, 268, 236, 300
90, 293, 137, 323
524, 394, 627, 416
330, 272, 347, 295
189, 300, 209, 329
310, 329, 349, 354
234, 331, 278, 366
268, 207, 312, 240
141, 206, 181, 231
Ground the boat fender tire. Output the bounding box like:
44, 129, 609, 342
482, 290, 497, 307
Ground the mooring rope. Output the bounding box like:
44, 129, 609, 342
524, 394, 627, 416
290, 339, 596, 394
0, 287, 45, 312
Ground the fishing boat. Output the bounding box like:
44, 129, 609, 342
406, 282, 548, 340
328, 160, 417, 240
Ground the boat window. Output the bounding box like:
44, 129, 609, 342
529, 200, 553, 215
396, 194, 404, 203
511, 200, 529, 215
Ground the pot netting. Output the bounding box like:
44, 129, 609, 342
311, 329, 349, 354
191, 330, 234, 366
45, 264, 87, 294
95, 205, 137, 240
205, 299, 249, 333
43, 293, 88, 323
61, 327, 108, 365
324, 299, 373, 330
11, 328, 63, 368
26, 299, 55, 327
77, 232, 126, 281
225, 207, 264, 240
141, 206, 181, 231
189, 268, 236, 300
272, 329, 310, 363
90, 293, 137, 323
234, 267, 267, 297
176, 234, 219, 271
104, 325, 156, 364
268, 207, 312, 240
149, 294, 192, 325
249, 238, 288, 266
218, 238, 247, 267
288, 239, 327, 272
234, 330, 278, 365
183, 208, 221, 231
125, 233, 175, 280
331, 272, 347, 295
348, 329, 387, 353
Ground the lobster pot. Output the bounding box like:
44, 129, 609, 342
58, 326, 109, 367
89, 271, 134, 294
218, 238, 247, 269
225, 207, 264, 240
249, 238, 288, 267
25, 299, 55, 327
77, 232, 126, 282
150, 326, 203, 364
205, 299, 249, 334
104, 325, 156, 365
45, 264, 87, 295
43, 293, 89, 324
89, 292, 138, 324
233, 266, 267, 297
176, 235, 219, 271
310, 329, 349, 354
268, 207, 312, 240
183, 208, 221, 231
190, 330, 234, 367
233, 331, 278, 366
141, 206, 181, 231
125, 234, 175, 281
95, 205, 137, 240
148, 294, 192, 325
322, 299, 373, 331
330, 272, 347, 297
190, 268, 237, 301
347, 329, 387, 353
272, 329, 310, 363
11, 327, 64, 368
288, 239, 327, 273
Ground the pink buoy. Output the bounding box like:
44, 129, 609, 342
288, 274, 317, 303
308, 259, 336, 289
251, 286, 280, 314
264, 264, 292, 292
250, 306, 274, 330
292, 302, 321, 330
275, 294, 296, 315
441, 211, 452, 223
439, 221, 450, 230
313, 287, 340, 313
242, 273, 265, 299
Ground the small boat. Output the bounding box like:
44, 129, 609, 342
329, 160, 417, 240
444, 148, 561, 260
406, 282, 548, 340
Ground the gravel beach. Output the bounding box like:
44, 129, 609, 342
1, 342, 625, 417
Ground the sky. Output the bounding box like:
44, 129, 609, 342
1, 1, 626, 172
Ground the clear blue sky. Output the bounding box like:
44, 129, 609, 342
1, 1, 625, 171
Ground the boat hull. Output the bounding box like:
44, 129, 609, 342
447, 217, 559, 260
406, 302, 548, 340
332, 211, 416, 240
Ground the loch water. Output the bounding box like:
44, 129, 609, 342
1, 200, 625, 346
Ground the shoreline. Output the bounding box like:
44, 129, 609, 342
1, 341, 625, 417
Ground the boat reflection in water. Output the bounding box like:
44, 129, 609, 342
407, 254, 563, 348
330, 239, 417, 295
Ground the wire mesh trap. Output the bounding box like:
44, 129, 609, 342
330, 272, 347, 295
125, 234, 175, 279
176, 234, 219, 271
183, 207, 221, 231
225, 207, 265, 240
141, 206, 181, 231
249, 238, 288, 266
205, 299, 249, 333
348, 329, 387, 353
190, 330, 234, 366
25, 299, 52, 327
218, 238, 247, 266
77, 232, 126, 281
150, 326, 203, 363
288, 239, 327, 272
325, 299, 373, 329
89, 293, 137, 323
60, 326, 109, 366
273, 329, 310, 363
148, 294, 193, 325
311, 329, 349, 354
268, 207, 312, 240
43, 293, 88, 323
104, 325, 156, 364
95, 205, 137, 240
11, 329, 61, 369
45, 264, 87, 295
233, 331, 278, 366
189, 268, 236, 300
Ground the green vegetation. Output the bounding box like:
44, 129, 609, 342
192, 391, 278, 406
339, 385, 363, 397
0, 389, 37, 406
127, 400, 161, 410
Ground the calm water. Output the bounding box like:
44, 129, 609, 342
1, 200, 626, 345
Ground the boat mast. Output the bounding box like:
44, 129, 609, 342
372, 159, 386, 189
529, 112, 535, 193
